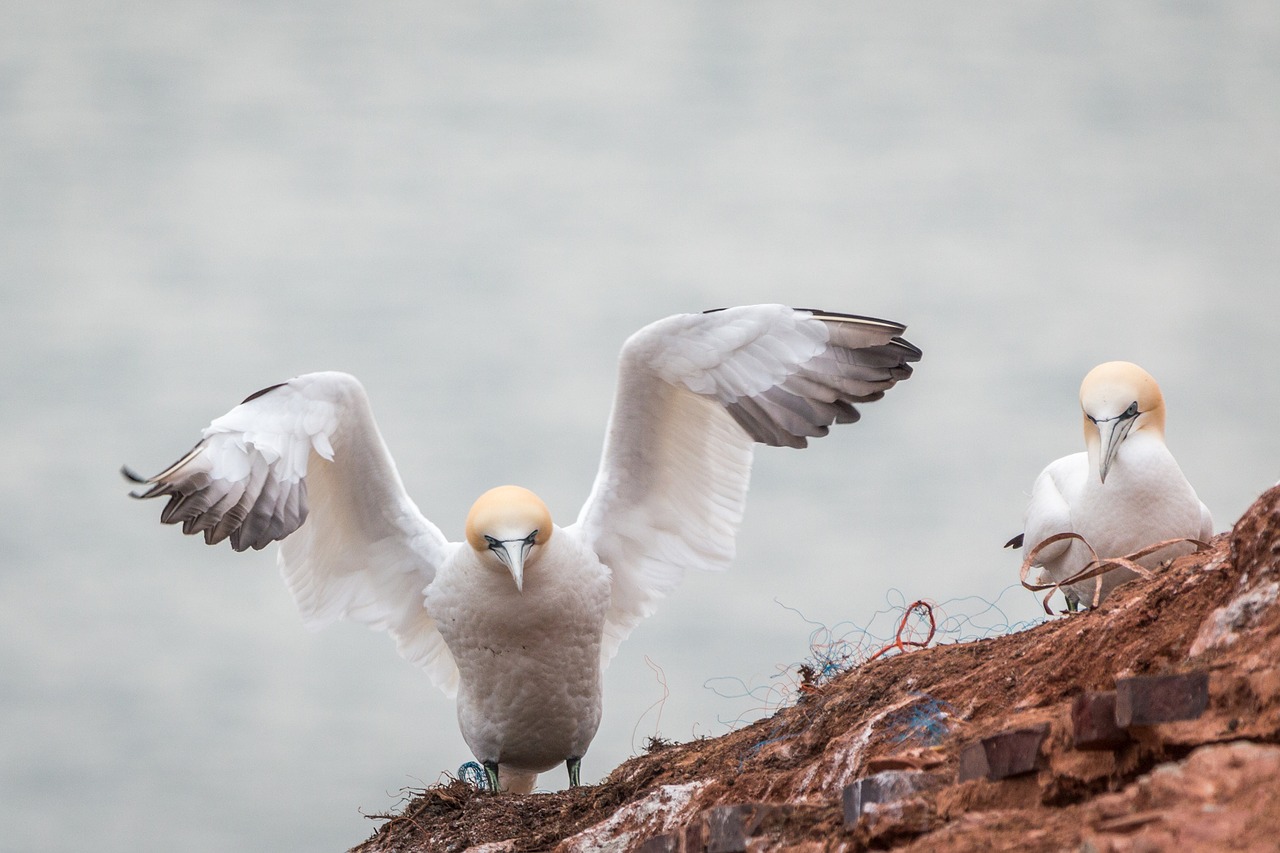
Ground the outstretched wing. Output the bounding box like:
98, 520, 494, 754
125, 371, 461, 696
569, 304, 921, 665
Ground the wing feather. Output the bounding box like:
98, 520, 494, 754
1021, 453, 1084, 570
572, 305, 920, 666
126, 371, 461, 696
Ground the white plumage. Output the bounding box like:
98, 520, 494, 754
1013, 361, 1213, 610
125, 304, 920, 792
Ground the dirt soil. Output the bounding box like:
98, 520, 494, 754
351, 486, 1280, 853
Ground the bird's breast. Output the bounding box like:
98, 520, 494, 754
1073, 437, 1204, 557
426, 534, 612, 769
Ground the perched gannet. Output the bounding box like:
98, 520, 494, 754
124, 305, 920, 792
1010, 361, 1213, 610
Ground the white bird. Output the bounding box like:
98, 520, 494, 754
124, 304, 920, 793
1010, 361, 1213, 610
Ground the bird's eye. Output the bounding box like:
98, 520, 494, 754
524, 531, 539, 546
1125, 402, 1139, 417
484, 535, 502, 550
1086, 414, 1098, 424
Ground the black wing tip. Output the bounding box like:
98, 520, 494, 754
890, 336, 923, 361
799, 307, 923, 364
701, 305, 913, 337
242, 382, 288, 404
121, 464, 157, 498
794, 307, 908, 333
1004, 533, 1025, 550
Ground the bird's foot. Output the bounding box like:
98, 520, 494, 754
483, 760, 500, 793
566, 757, 581, 788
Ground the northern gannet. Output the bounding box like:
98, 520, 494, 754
1010, 361, 1213, 610
124, 304, 920, 792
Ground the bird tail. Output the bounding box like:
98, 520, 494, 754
499, 765, 538, 794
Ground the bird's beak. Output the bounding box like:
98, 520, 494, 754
506, 548, 525, 593
1097, 415, 1137, 484
495, 542, 527, 593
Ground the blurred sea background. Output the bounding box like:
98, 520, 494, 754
3, 3, 1278, 851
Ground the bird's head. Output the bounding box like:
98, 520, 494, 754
464, 485, 553, 592
1079, 361, 1166, 484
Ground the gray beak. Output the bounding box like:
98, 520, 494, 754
492, 539, 532, 592
1097, 413, 1137, 483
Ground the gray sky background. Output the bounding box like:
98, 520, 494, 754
3, 3, 1279, 852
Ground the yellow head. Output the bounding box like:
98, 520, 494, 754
464, 485, 553, 591
1079, 361, 1167, 483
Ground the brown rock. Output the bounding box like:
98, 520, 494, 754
1229, 485, 1280, 585
1083, 742, 1280, 852
860, 797, 940, 844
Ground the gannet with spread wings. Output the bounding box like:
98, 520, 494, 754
1010, 361, 1213, 610
125, 304, 920, 792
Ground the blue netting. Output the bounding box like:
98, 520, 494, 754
705, 585, 1045, 728
457, 761, 489, 791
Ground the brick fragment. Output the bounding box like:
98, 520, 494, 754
958, 741, 990, 782
701, 804, 770, 853
636, 832, 683, 853
958, 725, 1049, 781
1072, 691, 1132, 750
842, 769, 946, 824
1114, 671, 1209, 727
